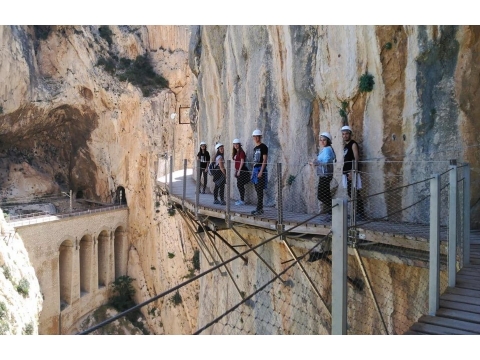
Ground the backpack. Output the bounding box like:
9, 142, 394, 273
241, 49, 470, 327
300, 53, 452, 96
208, 161, 218, 176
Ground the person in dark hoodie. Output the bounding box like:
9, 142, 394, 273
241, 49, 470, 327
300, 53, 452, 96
250, 129, 268, 216
196, 141, 210, 193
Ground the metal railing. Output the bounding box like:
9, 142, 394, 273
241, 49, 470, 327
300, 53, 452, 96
6, 205, 128, 227
81, 157, 471, 335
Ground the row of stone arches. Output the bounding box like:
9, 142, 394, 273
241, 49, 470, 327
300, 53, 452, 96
58, 226, 127, 309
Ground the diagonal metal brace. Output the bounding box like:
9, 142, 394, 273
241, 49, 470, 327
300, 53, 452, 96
231, 226, 287, 283
282, 238, 331, 318
211, 229, 248, 264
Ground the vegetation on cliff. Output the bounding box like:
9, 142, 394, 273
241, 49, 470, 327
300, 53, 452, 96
97, 54, 169, 97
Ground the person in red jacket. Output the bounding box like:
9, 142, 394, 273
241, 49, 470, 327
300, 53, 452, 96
232, 138, 249, 205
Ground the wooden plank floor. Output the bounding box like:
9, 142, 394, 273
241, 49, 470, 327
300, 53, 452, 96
404, 229, 480, 334
161, 170, 448, 250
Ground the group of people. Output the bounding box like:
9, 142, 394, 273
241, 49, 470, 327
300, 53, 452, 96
197, 125, 364, 218
310, 125, 365, 219
196, 129, 268, 215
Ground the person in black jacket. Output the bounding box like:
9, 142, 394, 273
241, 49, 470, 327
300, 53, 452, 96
197, 141, 210, 193
341, 126, 365, 219
251, 129, 268, 215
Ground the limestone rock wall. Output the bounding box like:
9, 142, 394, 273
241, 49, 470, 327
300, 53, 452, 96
0, 211, 42, 335
1, 25, 480, 335
0, 25, 198, 334
192, 25, 480, 225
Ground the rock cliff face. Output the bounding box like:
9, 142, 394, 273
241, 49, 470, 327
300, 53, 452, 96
192, 25, 480, 221
0, 25, 198, 334
1, 25, 479, 334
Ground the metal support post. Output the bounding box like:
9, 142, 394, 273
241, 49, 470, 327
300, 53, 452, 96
332, 198, 347, 335
277, 163, 284, 237
169, 155, 173, 192
429, 174, 440, 316
164, 154, 167, 185
182, 159, 187, 209
226, 159, 231, 227
463, 164, 470, 266
195, 159, 200, 217
351, 160, 358, 227
69, 189, 73, 212
448, 160, 458, 287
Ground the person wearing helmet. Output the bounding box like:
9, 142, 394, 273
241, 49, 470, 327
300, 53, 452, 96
251, 129, 268, 215
310, 131, 336, 216
197, 141, 210, 194
213, 143, 226, 205
232, 139, 249, 206
341, 126, 365, 219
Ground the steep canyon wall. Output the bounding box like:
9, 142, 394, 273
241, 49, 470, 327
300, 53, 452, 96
1, 25, 479, 334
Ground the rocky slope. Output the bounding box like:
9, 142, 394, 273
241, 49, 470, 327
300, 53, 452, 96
1, 25, 479, 334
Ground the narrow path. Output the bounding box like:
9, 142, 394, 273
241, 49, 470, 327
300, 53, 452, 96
405, 230, 480, 334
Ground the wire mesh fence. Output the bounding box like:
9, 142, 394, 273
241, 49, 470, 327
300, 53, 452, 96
78, 158, 470, 335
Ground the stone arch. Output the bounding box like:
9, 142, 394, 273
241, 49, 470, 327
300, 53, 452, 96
115, 186, 127, 205
79, 234, 93, 295
59, 239, 74, 310
114, 226, 127, 279
97, 230, 110, 288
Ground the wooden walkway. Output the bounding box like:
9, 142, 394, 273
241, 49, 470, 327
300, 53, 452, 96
160, 169, 448, 253
405, 229, 480, 334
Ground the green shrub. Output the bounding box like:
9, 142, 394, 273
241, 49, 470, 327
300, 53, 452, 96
0, 301, 7, 320
99, 26, 113, 46
0, 105, 3, 114
96, 57, 116, 75
168, 252, 175, 259
22, 322, 34, 335
192, 249, 200, 271
287, 174, 296, 186
171, 291, 182, 306
95, 54, 169, 97
118, 55, 169, 97
34, 25, 52, 40
359, 72, 375, 93
0, 321, 9, 335
109, 275, 136, 312
384, 42, 392, 50
16, 278, 30, 297
2, 265, 11, 280
339, 101, 349, 122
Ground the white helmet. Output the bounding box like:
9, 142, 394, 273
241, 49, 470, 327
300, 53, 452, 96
215, 143, 224, 150
320, 132, 332, 141
233, 138, 241, 144
200, 141, 206, 146
252, 129, 263, 136
341, 125, 352, 133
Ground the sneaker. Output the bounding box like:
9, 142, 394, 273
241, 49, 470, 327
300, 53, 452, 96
235, 200, 245, 206
220, 200, 226, 205
251, 209, 264, 216
213, 199, 220, 204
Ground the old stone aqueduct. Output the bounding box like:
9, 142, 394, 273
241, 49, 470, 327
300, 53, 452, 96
11, 207, 129, 334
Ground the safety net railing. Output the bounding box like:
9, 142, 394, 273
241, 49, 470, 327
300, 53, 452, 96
78, 159, 470, 335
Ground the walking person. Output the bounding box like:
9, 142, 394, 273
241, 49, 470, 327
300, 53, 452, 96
196, 141, 210, 193
213, 143, 226, 205
232, 139, 250, 206
341, 125, 365, 219
250, 129, 268, 215
310, 132, 336, 216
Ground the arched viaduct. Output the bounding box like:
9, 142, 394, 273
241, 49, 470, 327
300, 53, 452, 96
13, 207, 129, 334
